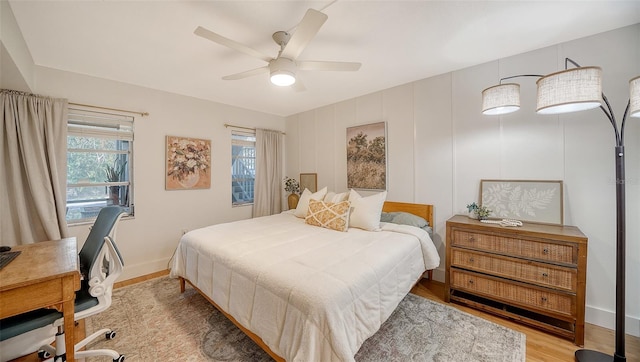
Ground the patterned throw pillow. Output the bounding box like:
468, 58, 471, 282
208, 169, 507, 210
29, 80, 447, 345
305, 199, 351, 232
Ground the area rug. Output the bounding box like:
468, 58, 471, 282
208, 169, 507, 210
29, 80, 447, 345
85, 276, 525, 361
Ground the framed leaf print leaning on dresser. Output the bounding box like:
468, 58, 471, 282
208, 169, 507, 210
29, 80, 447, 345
480, 179, 563, 225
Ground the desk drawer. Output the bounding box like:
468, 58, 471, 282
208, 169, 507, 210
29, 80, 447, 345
451, 249, 577, 291
0, 279, 63, 318
451, 269, 574, 316
451, 230, 576, 265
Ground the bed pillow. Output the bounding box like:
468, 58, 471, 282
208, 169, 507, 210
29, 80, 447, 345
324, 191, 349, 203
381, 211, 429, 228
348, 189, 387, 231
380, 212, 395, 223
305, 199, 351, 232
294, 186, 328, 218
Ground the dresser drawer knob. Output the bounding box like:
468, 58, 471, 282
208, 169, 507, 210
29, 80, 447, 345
541, 297, 548, 302
468, 280, 474, 284
543, 248, 550, 254
468, 236, 475, 242
469, 257, 475, 263
542, 272, 549, 277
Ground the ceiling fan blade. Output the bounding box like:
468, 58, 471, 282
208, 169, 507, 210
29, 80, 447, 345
280, 9, 328, 60
297, 61, 362, 71
194, 26, 272, 63
222, 66, 269, 80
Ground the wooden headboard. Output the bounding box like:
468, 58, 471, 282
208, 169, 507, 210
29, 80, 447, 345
382, 201, 434, 227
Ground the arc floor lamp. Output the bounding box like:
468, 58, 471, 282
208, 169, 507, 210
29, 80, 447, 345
481, 58, 639, 362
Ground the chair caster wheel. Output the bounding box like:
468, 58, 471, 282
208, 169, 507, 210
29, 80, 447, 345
106, 330, 117, 339
37, 350, 51, 359
114, 355, 125, 362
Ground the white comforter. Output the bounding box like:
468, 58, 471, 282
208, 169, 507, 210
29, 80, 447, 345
169, 211, 439, 361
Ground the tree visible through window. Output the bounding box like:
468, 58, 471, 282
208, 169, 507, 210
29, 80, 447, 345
66, 109, 134, 223
231, 131, 255, 205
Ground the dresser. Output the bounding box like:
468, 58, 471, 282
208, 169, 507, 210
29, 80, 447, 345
444, 215, 587, 346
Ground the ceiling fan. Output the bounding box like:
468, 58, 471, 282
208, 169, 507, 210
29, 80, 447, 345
194, 8, 361, 90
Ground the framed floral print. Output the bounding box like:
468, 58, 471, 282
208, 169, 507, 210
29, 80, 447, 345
480, 179, 563, 225
166, 136, 211, 190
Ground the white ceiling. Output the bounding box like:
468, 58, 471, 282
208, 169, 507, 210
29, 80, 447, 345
7, 1, 640, 117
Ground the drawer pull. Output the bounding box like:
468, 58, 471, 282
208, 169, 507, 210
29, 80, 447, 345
469, 257, 475, 263
468, 236, 475, 242
541, 297, 548, 302
542, 272, 549, 277
543, 248, 550, 254
468, 280, 474, 284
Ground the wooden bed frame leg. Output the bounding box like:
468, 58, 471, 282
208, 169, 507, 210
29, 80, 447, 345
427, 270, 433, 281
179, 277, 185, 293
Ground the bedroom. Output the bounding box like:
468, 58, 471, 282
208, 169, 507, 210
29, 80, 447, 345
1, 1, 639, 361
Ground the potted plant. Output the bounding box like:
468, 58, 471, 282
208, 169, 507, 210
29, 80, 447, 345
466, 202, 492, 220
284, 176, 300, 209
105, 159, 127, 205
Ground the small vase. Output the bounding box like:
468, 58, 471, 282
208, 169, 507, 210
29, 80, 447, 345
178, 169, 200, 188
287, 193, 300, 210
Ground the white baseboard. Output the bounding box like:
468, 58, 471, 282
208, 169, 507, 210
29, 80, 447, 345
586, 305, 639, 337
431, 266, 446, 283
119, 258, 171, 282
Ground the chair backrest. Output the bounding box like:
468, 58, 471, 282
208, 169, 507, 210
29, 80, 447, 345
78, 206, 125, 278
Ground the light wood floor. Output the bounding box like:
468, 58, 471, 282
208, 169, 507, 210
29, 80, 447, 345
411, 279, 640, 362
12, 272, 640, 361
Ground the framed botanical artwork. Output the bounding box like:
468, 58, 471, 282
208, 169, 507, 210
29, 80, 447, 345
346, 121, 387, 190
300, 173, 317, 193
166, 136, 211, 190
480, 179, 564, 224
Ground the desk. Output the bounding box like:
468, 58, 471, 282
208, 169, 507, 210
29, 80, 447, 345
0, 238, 81, 361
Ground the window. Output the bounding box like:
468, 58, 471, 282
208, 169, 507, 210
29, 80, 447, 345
66, 109, 134, 223
231, 131, 255, 205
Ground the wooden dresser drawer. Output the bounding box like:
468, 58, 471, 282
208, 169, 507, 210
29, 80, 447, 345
451, 249, 577, 291
451, 230, 576, 265
445, 215, 587, 345
451, 269, 574, 316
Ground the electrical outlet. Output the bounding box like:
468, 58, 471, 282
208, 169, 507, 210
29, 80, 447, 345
181, 229, 188, 235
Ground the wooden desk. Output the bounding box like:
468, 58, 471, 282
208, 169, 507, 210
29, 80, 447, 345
0, 238, 81, 361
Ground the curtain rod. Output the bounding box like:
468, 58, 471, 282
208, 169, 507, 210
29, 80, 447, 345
69, 102, 149, 117
224, 123, 285, 135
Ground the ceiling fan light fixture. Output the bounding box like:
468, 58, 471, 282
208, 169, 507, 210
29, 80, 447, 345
270, 71, 296, 86
270, 58, 296, 86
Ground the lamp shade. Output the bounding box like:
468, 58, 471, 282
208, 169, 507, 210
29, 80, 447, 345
630, 76, 640, 118
482, 83, 520, 115
536, 66, 602, 114
270, 57, 296, 86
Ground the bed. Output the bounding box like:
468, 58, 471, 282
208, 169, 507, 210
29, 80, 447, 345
170, 196, 439, 362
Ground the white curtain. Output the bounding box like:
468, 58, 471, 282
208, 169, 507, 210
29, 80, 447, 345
252, 128, 283, 217
1, 89, 69, 245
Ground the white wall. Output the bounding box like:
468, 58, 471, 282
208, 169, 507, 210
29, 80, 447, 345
285, 24, 640, 336
29, 67, 285, 280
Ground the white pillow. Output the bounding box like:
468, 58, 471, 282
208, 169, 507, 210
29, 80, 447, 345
323, 191, 336, 202
294, 186, 328, 218
348, 189, 387, 231
324, 191, 349, 203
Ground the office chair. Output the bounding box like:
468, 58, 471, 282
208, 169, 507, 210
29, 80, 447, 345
0, 206, 126, 362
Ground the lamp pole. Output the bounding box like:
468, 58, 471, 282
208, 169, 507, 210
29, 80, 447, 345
575, 93, 630, 362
